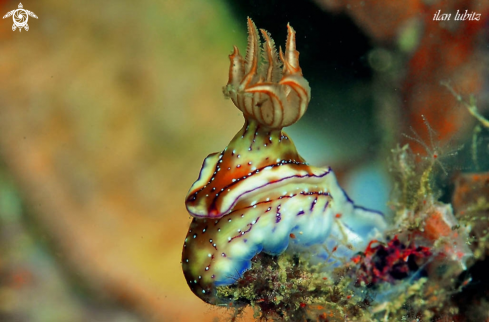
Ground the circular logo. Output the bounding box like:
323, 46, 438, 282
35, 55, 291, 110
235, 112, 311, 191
3, 3, 38, 32
13, 9, 28, 27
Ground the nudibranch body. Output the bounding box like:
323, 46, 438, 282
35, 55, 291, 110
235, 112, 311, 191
182, 18, 387, 304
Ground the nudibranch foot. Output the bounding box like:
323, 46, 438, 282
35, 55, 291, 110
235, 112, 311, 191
182, 163, 386, 303
182, 19, 387, 304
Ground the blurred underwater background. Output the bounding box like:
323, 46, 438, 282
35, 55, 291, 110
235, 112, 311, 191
0, 0, 488, 321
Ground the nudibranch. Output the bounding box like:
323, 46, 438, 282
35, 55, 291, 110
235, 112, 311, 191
182, 18, 387, 304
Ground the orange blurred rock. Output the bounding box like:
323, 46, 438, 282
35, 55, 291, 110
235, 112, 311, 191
453, 172, 489, 212
0, 0, 254, 320
316, 0, 489, 154
316, 0, 423, 42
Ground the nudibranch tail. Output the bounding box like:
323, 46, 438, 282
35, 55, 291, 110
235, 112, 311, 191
183, 19, 387, 305
224, 17, 311, 130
